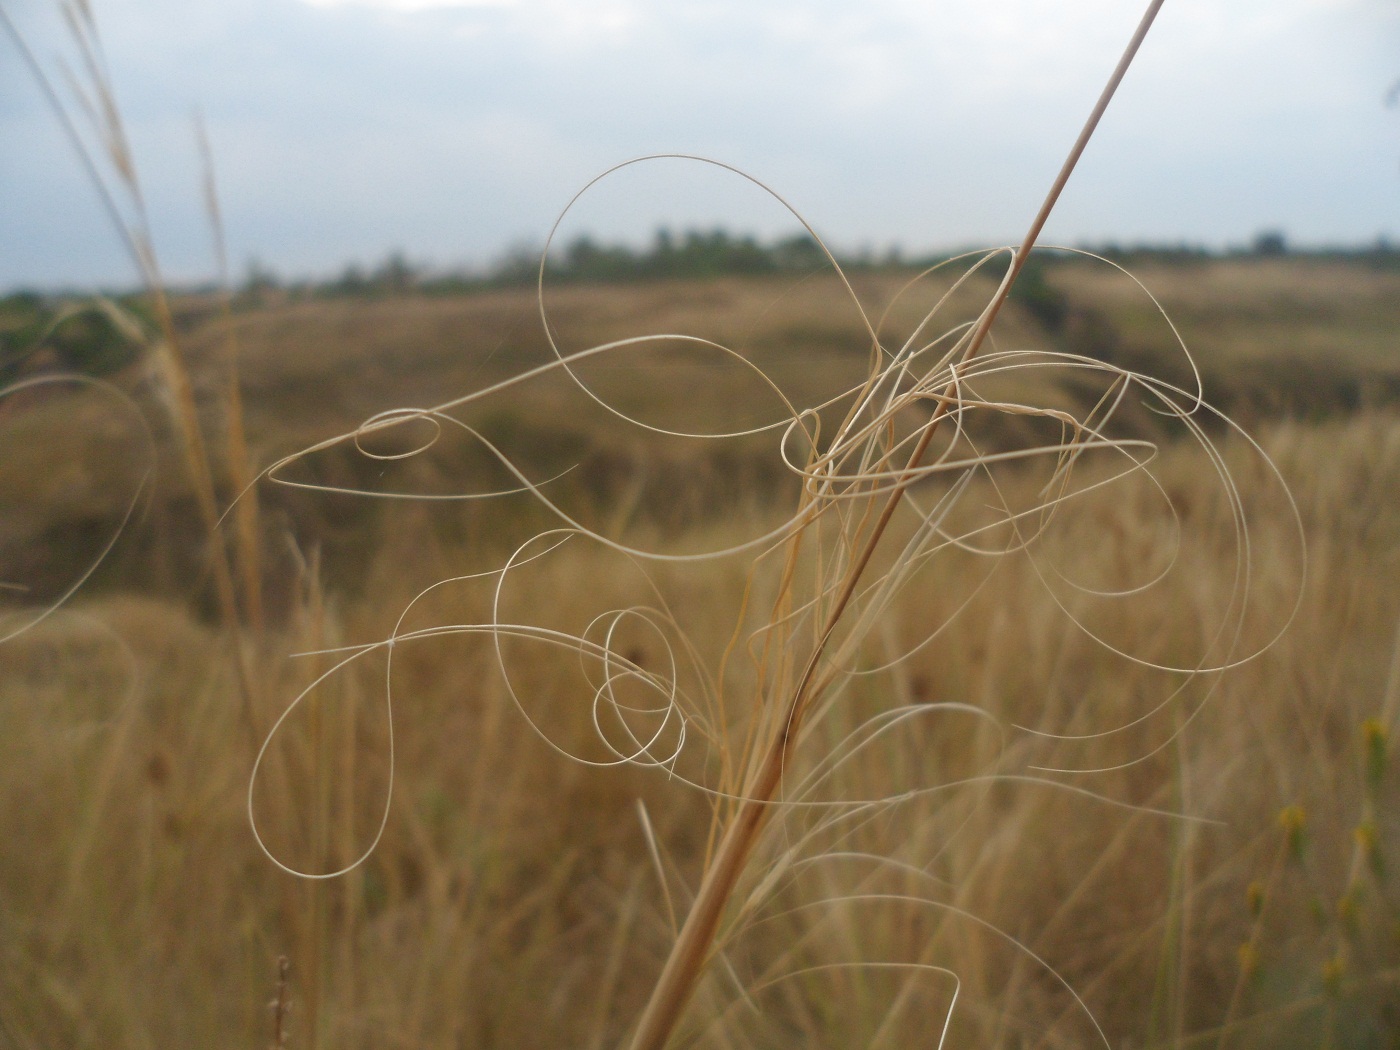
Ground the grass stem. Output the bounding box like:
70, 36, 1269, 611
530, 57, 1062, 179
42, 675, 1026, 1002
625, 5, 1167, 1047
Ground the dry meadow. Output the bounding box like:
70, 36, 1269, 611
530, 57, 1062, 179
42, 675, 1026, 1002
3, 256, 1400, 1049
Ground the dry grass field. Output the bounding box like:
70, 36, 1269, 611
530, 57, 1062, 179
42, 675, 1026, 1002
3, 252, 1400, 1049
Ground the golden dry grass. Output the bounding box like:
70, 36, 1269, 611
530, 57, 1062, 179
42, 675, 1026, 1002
1049, 255, 1400, 379
3, 392, 1398, 1047
7, 3, 1399, 1044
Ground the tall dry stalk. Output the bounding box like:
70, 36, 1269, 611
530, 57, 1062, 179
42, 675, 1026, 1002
623, 5, 1166, 1046
196, 113, 266, 635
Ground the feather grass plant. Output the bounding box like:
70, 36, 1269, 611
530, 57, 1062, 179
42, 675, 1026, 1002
246, 0, 1300, 1043
621, 9, 1172, 1045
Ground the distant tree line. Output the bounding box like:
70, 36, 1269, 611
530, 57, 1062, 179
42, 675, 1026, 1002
254, 226, 1399, 303
3, 230, 1398, 385
305, 228, 841, 299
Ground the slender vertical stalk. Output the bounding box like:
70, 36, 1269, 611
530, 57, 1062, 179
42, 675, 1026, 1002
197, 113, 266, 635
625, 4, 1167, 1048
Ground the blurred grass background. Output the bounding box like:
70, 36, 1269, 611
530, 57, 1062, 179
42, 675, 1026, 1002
2, 252, 1400, 1047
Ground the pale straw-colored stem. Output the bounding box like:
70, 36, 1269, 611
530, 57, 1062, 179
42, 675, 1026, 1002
624, 4, 1166, 1048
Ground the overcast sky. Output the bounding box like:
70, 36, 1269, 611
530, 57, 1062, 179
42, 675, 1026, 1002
1, 0, 1397, 290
